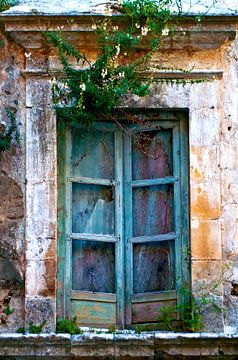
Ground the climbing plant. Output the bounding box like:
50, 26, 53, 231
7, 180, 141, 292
0, 0, 17, 12
0, 0, 19, 153
0, 108, 19, 152
46, 0, 185, 130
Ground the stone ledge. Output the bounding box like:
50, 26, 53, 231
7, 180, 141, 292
1, 332, 238, 359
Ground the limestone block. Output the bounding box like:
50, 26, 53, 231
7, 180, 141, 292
125, 82, 191, 109
190, 81, 219, 111
26, 78, 52, 107
155, 339, 202, 357
26, 140, 56, 183
220, 141, 238, 171
25, 219, 56, 261
25, 259, 56, 297
25, 297, 56, 333
221, 204, 238, 260
26, 107, 56, 144
25, 48, 49, 72
26, 181, 56, 222
221, 169, 238, 205
190, 145, 220, 182
0, 334, 71, 357
114, 333, 154, 359
26, 108, 56, 183
190, 179, 220, 220
190, 110, 220, 147
220, 117, 238, 146
72, 333, 114, 358
191, 260, 223, 296
191, 220, 221, 260
190, 144, 220, 220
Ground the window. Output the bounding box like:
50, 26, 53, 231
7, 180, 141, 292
57, 111, 189, 328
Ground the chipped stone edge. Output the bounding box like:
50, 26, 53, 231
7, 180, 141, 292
0, 331, 237, 340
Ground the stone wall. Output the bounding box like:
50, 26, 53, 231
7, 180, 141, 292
0, 10, 238, 334
0, 37, 25, 332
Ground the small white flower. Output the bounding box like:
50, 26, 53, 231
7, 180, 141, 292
115, 45, 120, 57
103, 24, 107, 31
162, 27, 169, 36
124, 52, 127, 56
118, 71, 125, 79
50, 76, 57, 85
24, 51, 32, 59
101, 68, 108, 78
135, 23, 140, 29
141, 26, 149, 36
80, 83, 86, 91
113, 26, 118, 31
92, 24, 97, 30
57, 25, 64, 30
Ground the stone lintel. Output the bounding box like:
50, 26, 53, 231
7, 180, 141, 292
0, 15, 236, 50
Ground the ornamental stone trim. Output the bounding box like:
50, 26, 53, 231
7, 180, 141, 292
1, 332, 238, 358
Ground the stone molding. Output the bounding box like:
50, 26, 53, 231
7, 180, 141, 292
1, 332, 238, 358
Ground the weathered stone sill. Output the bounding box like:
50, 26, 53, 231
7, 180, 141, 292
1, 332, 238, 359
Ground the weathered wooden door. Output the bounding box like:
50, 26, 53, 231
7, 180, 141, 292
57, 112, 189, 328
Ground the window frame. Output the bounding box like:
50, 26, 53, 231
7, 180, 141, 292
57, 110, 190, 328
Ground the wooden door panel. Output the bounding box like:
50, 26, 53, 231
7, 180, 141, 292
133, 240, 175, 294
132, 184, 174, 237
72, 129, 115, 179
72, 183, 115, 235
124, 119, 186, 327
132, 129, 173, 180
66, 124, 119, 327
72, 240, 115, 293
71, 300, 116, 326
132, 299, 177, 324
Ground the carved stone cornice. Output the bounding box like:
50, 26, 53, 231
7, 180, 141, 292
0, 14, 236, 50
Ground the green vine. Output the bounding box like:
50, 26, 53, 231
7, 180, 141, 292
46, 0, 184, 129
0, 1, 20, 153
0, 108, 19, 153
158, 286, 225, 332
0, 0, 18, 12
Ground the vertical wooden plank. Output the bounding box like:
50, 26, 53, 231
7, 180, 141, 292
57, 119, 66, 318
172, 122, 183, 311
115, 127, 124, 328
65, 129, 72, 319
179, 113, 190, 310
124, 131, 133, 326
